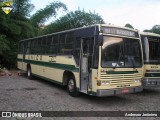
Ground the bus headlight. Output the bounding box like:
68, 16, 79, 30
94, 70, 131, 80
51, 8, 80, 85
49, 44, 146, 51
101, 81, 110, 85
97, 80, 110, 86
133, 79, 141, 83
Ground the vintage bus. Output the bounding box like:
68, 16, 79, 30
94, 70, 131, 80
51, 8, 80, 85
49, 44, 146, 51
141, 32, 160, 87
17, 24, 143, 97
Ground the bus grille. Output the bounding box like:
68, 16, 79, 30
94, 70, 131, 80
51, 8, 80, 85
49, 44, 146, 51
100, 71, 142, 86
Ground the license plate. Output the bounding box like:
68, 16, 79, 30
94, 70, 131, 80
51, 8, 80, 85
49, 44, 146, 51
122, 89, 129, 93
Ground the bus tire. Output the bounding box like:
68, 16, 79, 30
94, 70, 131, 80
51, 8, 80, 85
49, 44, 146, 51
27, 66, 33, 80
67, 75, 80, 97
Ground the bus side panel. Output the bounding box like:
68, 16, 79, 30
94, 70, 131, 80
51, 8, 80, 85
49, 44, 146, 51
43, 66, 64, 84
17, 54, 23, 70
31, 64, 44, 77
17, 54, 27, 71
144, 64, 160, 77
25, 55, 80, 85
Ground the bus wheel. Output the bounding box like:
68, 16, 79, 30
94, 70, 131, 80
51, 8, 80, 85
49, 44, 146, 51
27, 66, 33, 80
67, 76, 80, 97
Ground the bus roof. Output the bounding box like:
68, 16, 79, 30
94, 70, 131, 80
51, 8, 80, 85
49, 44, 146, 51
140, 32, 160, 38
20, 24, 139, 42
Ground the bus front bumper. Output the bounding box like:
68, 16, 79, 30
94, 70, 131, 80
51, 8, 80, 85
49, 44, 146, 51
142, 78, 160, 87
96, 86, 143, 97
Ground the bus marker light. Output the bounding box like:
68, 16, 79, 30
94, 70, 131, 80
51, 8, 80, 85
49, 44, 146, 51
134, 79, 141, 83
101, 81, 110, 85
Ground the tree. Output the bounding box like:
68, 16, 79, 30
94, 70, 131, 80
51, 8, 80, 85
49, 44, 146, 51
0, 35, 9, 55
0, 1, 67, 69
0, 0, 35, 69
125, 23, 134, 29
12, 0, 34, 20
30, 1, 67, 28
42, 9, 105, 34
144, 25, 160, 35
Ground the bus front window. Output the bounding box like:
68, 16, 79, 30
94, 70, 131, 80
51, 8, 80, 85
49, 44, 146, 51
101, 36, 142, 68
148, 37, 160, 63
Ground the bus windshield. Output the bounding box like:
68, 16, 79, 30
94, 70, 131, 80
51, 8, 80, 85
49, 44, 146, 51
148, 37, 160, 62
101, 36, 142, 68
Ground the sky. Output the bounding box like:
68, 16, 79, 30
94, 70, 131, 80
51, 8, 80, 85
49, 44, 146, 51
31, 0, 160, 31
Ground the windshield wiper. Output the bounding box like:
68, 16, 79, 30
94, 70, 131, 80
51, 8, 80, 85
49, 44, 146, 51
113, 52, 123, 69
130, 58, 135, 69
130, 57, 138, 71
113, 62, 118, 69
113, 44, 124, 69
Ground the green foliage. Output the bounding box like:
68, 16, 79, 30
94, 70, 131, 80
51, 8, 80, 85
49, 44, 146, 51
0, 0, 35, 69
8, 22, 21, 35
143, 29, 150, 32
42, 9, 105, 34
30, 1, 67, 27
13, 20, 35, 39
0, 34, 9, 55
0, 1, 68, 69
0, 11, 9, 33
4, 41, 18, 68
144, 25, 160, 34
0, 64, 2, 72
1, 0, 159, 70
125, 23, 134, 29
12, 0, 34, 20
151, 25, 160, 34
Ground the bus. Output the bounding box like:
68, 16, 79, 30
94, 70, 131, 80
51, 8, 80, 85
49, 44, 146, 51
17, 24, 143, 97
141, 32, 160, 87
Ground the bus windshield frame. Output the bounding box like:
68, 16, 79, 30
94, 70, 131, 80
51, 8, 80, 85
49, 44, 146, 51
142, 36, 160, 64
101, 36, 142, 68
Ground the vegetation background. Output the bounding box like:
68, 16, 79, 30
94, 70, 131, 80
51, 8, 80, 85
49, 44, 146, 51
0, 0, 159, 69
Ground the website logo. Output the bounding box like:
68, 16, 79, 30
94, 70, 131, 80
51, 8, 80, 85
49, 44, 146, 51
2, 112, 11, 117
0, 0, 14, 14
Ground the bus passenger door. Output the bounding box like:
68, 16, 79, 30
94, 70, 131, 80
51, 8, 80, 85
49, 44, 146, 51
80, 38, 90, 93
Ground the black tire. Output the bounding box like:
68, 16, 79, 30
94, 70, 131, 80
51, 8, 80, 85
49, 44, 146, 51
67, 75, 80, 97
27, 66, 33, 80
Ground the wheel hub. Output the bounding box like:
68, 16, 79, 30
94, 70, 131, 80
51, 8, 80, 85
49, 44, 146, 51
68, 79, 74, 92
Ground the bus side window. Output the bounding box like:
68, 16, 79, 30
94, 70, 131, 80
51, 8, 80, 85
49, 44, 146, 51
26, 41, 31, 54
37, 38, 42, 54
53, 35, 59, 54
34, 39, 38, 54
65, 32, 73, 54
46, 36, 52, 54
59, 34, 66, 54
41, 37, 46, 54
30, 40, 35, 54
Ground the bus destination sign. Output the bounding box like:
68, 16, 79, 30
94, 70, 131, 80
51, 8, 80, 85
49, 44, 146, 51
102, 27, 138, 37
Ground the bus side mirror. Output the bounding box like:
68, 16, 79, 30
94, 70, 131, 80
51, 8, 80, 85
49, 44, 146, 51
98, 35, 103, 46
